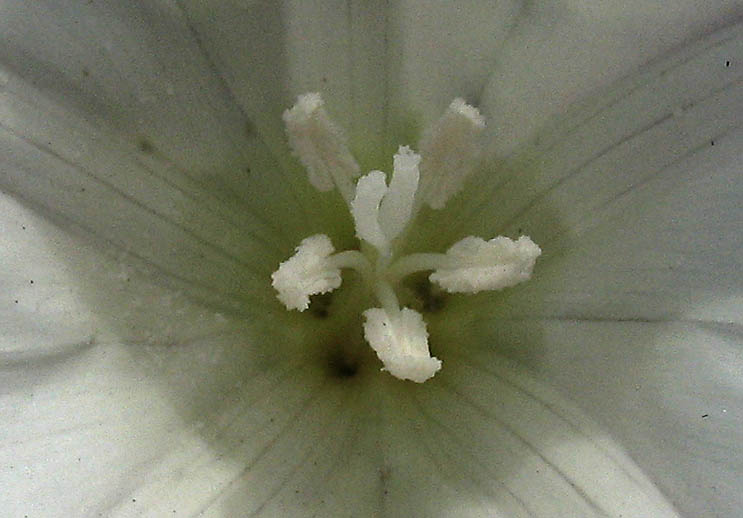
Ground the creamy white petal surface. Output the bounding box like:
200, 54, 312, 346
386, 0, 523, 133
436, 20, 743, 518
0, 193, 272, 517
1, 2, 742, 518
170, 0, 391, 172
0, 0, 314, 231
480, 0, 743, 154
0, 195, 680, 516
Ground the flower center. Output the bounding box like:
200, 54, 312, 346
272, 94, 541, 382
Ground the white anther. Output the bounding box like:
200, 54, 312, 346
419, 98, 486, 210
283, 93, 360, 202
271, 234, 342, 311
362, 307, 441, 383
429, 235, 541, 293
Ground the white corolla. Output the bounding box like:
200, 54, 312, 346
1, 2, 742, 518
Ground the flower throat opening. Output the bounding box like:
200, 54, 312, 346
272, 93, 541, 382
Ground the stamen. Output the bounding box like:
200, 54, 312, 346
418, 98, 486, 210
271, 234, 343, 311
386, 252, 459, 283
283, 93, 360, 203
429, 235, 541, 293
274, 94, 541, 383
372, 277, 401, 317
362, 307, 442, 383
325, 250, 373, 277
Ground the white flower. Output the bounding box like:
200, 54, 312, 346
1, 2, 742, 517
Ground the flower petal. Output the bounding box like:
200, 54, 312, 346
0, 191, 251, 355
386, 1, 522, 135
0, 0, 313, 229
480, 0, 743, 154
22, 347, 678, 518
457, 20, 743, 324
437, 19, 743, 517
1, 340, 187, 517
0, 202, 681, 516
174, 0, 391, 170
0, 1, 322, 313
0, 195, 98, 354
358, 347, 681, 518
0, 313, 316, 517
463, 317, 743, 518
0, 191, 284, 516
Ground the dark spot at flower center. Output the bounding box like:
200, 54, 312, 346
244, 120, 256, 138
410, 277, 446, 313
309, 292, 334, 319
138, 137, 155, 154
326, 350, 359, 379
